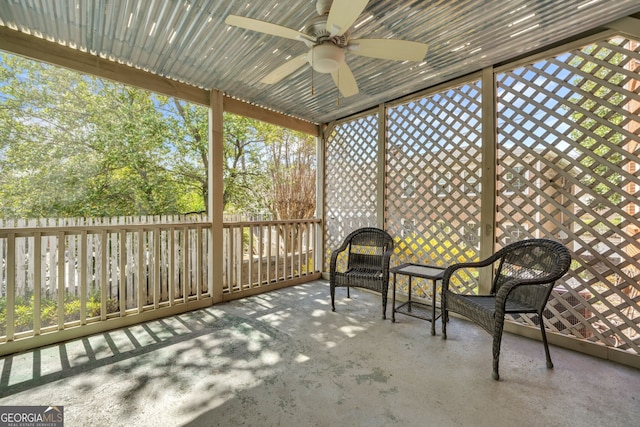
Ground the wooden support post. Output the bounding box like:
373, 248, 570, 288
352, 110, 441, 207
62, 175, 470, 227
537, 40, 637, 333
210, 90, 224, 303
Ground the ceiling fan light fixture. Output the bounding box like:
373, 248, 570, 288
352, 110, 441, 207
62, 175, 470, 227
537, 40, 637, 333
308, 43, 345, 73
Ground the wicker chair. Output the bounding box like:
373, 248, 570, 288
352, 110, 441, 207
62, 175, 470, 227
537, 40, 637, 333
441, 238, 571, 380
330, 227, 395, 319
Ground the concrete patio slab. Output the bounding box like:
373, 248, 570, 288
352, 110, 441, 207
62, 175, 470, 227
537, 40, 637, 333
1, 280, 638, 426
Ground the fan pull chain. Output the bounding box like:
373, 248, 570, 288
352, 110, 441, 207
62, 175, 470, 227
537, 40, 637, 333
336, 68, 340, 106
310, 55, 314, 96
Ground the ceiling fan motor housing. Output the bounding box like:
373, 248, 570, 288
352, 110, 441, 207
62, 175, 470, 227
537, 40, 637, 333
305, 14, 350, 46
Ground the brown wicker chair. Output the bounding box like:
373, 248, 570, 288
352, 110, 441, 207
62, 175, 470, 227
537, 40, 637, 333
330, 227, 394, 319
441, 238, 571, 380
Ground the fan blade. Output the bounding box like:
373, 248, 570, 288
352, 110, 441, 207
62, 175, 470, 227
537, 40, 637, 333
331, 62, 359, 98
326, 0, 369, 37
225, 15, 312, 42
350, 39, 428, 62
261, 54, 308, 85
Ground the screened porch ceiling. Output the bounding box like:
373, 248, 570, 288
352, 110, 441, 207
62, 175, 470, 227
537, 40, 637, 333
1, 0, 640, 126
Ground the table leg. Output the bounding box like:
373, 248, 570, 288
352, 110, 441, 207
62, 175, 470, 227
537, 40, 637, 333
431, 279, 436, 336
407, 276, 412, 313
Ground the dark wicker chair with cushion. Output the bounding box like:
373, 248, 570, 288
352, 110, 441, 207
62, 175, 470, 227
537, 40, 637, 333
442, 238, 571, 380
330, 227, 394, 319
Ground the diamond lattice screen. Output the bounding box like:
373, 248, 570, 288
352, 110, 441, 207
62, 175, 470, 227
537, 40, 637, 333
387, 82, 483, 298
496, 36, 640, 354
324, 114, 379, 270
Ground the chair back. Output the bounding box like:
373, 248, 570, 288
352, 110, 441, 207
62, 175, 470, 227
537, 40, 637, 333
345, 228, 394, 271
492, 239, 572, 310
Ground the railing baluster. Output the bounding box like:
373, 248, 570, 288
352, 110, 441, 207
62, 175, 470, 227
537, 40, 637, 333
275, 224, 281, 281
196, 226, 202, 299
298, 223, 303, 276
236, 226, 243, 290
57, 232, 65, 330
284, 223, 289, 279
33, 232, 42, 334
137, 228, 144, 313
6, 233, 16, 341
119, 230, 126, 316
257, 225, 264, 286
267, 224, 272, 284
248, 224, 254, 289
182, 225, 188, 303
154, 227, 160, 309
100, 230, 107, 320
169, 227, 175, 306
80, 230, 87, 324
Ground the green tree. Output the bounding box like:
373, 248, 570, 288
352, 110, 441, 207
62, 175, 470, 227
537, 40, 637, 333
0, 53, 196, 217
262, 128, 316, 220
155, 96, 209, 213
566, 43, 626, 210
0, 52, 316, 220
222, 113, 272, 214
222, 115, 316, 219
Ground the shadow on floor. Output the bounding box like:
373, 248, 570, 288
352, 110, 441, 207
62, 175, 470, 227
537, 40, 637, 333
1, 281, 638, 426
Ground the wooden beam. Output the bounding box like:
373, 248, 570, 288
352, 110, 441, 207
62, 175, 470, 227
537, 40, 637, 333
223, 97, 319, 136
0, 26, 319, 135
0, 26, 209, 106
606, 16, 640, 39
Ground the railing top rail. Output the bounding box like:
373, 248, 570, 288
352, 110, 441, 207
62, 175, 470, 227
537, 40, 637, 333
223, 218, 322, 227
0, 221, 213, 237
0, 218, 322, 237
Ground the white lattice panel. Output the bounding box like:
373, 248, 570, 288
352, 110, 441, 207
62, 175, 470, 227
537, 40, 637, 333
496, 36, 640, 353
324, 115, 379, 269
386, 83, 483, 297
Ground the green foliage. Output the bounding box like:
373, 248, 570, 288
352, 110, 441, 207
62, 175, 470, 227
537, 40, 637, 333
566, 43, 627, 210
0, 53, 193, 217
0, 53, 316, 219
0, 293, 115, 336
221, 112, 316, 218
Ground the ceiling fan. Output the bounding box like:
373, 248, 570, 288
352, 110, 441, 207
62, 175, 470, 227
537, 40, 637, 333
224, 0, 429, 98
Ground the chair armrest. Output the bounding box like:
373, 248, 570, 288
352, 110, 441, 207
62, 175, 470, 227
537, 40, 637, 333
442, 253, 502, 292
441, 253, 505, 309
330, 245, 349, 274
493, 277, 557, 323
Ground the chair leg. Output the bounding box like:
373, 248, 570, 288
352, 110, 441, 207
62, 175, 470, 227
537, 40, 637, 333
442, 309, 448, 339
330, 283, 336, 312
347, 286, 350, 298
382, 292, 387, 320
492, 319, 505, 381
539, 320, 554, 369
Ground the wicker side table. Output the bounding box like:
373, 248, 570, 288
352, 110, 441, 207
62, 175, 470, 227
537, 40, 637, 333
391, 263, 445, 335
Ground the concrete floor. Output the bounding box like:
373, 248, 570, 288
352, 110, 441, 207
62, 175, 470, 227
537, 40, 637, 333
1, 280, 639, 427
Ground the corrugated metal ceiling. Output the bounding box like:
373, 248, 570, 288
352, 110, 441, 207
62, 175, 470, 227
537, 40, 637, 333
1, 0, 639, 124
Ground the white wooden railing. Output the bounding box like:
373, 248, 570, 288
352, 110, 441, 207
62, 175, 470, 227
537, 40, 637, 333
0, 215, 322, 355
223, 218, 321, 300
